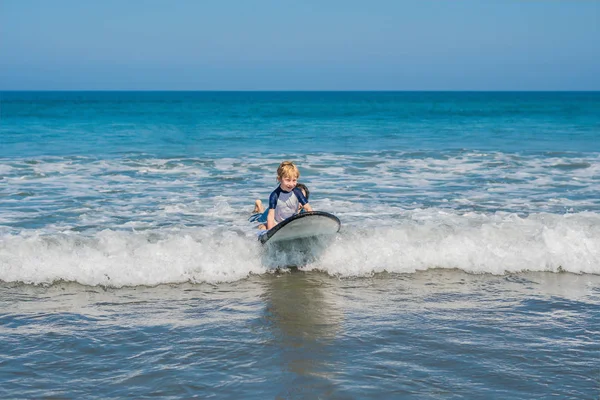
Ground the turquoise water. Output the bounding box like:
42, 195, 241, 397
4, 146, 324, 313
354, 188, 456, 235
2, 92, 599, 158
1, 92, 599, 398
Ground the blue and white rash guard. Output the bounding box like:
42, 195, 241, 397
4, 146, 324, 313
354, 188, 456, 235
269, 186, 308, 223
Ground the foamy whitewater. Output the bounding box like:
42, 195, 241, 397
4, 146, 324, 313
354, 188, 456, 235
1, 151, 599, 286
1, 92, 599, 398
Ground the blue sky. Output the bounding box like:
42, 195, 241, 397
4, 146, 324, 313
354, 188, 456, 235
1, 0, 598, 90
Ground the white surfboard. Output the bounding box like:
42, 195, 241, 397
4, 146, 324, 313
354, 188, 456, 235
259, 211, 341, 245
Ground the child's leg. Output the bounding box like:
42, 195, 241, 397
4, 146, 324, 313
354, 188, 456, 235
253, 199, 265, 213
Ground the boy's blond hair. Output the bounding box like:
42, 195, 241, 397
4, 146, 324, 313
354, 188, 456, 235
277, 161, 300, 180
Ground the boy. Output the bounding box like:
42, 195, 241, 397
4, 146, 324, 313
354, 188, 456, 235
267, 161, 313, 229
252, 161, 312, 230
251, 182, 310, 230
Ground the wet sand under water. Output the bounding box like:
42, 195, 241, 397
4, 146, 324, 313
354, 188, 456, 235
1, 269, 598, 399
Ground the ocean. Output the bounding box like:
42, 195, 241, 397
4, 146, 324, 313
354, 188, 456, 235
1, 91, 599, 398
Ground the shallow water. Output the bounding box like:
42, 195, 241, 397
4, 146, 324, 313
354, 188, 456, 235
1, 270, 598, 399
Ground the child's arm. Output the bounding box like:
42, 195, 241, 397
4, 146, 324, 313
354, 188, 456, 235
303, 203, 313, 212
266, 209, 276, 230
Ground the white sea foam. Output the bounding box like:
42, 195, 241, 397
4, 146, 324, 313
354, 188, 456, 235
1, 211, 598, 287
312, 211, 600, 276
0, 228, 266, 287
1, 151, 599, 286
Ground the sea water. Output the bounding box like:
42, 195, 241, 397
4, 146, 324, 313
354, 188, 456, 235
1, 91, 599, 398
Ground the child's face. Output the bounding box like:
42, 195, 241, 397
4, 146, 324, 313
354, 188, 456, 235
279, 175, 298, 192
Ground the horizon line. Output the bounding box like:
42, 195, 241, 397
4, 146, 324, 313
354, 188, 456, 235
1, 89, 599, 93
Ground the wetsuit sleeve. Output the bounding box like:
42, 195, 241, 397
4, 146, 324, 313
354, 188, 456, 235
293, 187, 308, 205
269, 189, 279, 210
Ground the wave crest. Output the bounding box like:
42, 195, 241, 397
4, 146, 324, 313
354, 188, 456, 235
1, 211, 598, 287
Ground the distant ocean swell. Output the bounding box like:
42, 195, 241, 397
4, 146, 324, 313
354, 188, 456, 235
1, 210, 598, 287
